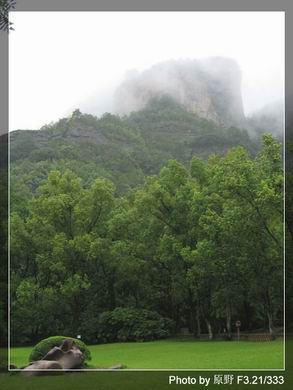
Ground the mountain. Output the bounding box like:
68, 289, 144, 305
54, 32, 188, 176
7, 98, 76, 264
114, 57, 246, 128
247, 100, 284, 139
10, 98, 256, 198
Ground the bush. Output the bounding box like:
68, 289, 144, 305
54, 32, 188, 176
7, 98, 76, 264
29, 336, 91, 362
96, 308, 174, 343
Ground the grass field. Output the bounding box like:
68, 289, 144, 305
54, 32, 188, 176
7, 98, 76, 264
10, 338, 284, 370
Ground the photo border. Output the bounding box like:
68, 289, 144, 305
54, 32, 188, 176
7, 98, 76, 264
1, 0, 292, 383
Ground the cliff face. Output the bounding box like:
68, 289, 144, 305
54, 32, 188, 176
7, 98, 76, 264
114, 57, 245, 128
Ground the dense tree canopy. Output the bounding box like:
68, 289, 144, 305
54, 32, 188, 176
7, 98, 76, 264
10, 134, 283, 344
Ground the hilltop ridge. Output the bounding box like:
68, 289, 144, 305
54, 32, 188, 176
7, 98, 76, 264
10, 98, 256, 196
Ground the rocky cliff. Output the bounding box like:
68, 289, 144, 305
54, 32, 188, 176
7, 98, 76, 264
114, 57, 246, 128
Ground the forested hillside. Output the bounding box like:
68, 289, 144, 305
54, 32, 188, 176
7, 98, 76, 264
10, 97, 256, 201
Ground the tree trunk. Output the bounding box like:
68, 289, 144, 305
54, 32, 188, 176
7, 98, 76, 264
265, 291, 275, 337
205, 318, 213, 340
226, 306, 232, 339
243, 300, 252, 331
196, 302, 201, 337
196, 314, 201, 337
267, 311, 275, 337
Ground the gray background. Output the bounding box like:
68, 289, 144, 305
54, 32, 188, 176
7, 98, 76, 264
0, 0, 291, 376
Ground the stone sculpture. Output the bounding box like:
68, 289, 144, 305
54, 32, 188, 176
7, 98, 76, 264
22, 338, 84, 376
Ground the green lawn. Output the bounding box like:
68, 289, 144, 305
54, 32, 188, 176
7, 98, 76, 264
10, 338, 284, 370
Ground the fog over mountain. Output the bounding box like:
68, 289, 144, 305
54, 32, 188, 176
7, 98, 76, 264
9, 12, 283, 131
114, 57, 245, 129
247, 100, 284, 138
79, 56, 283, 138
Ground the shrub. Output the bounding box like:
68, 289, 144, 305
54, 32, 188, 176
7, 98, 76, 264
96, 308, 174, 343
29, 336, 91, 363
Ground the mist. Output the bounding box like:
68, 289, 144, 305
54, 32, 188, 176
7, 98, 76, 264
9, 12, 284, 131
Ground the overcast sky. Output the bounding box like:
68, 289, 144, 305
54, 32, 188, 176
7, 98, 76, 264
9, 11, 284, 131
